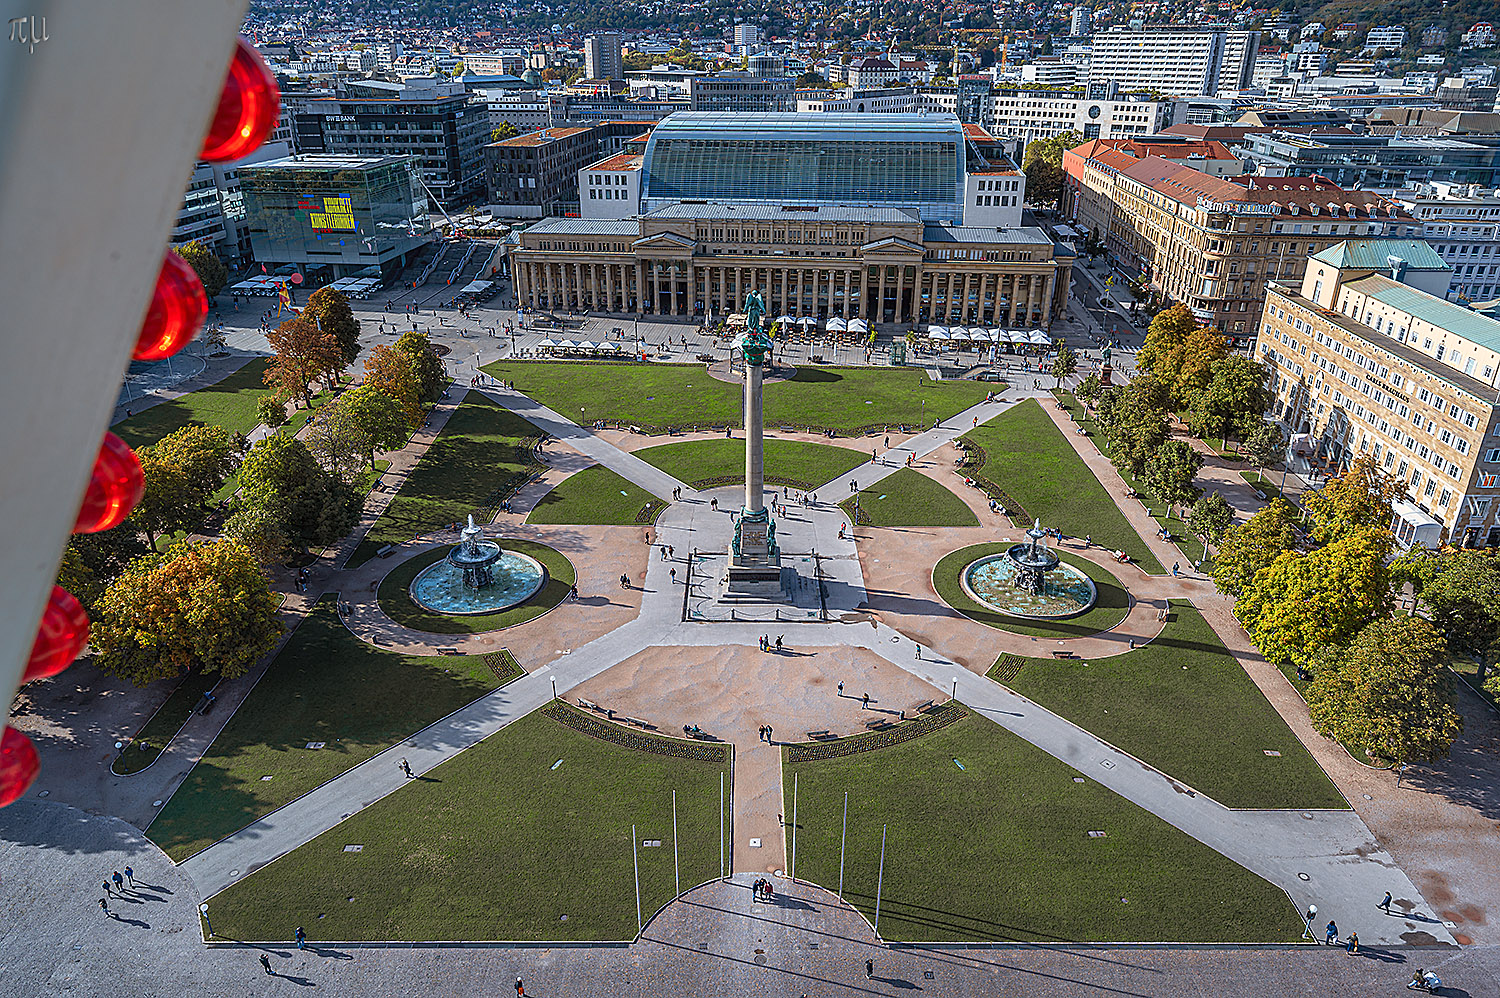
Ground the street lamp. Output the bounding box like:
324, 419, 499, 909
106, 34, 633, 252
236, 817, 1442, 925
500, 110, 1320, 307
200, 902, 213, 937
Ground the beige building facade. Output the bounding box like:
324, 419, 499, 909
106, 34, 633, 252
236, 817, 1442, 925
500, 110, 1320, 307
510, 204, 1073, 327
1259, 239, 1500, 547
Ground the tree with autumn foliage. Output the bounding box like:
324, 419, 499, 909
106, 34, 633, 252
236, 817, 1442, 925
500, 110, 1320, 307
264, 313, 346, 407
363, 342, 424, 431
1301, 453, 1403, 545
131, 425, 239, 548
302, 286, 362, 365
91, 539, 282, 686
1211, 496, 1300, 597
394, 330, 448, 403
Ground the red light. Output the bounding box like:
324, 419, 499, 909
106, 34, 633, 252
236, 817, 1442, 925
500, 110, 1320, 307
74, 433, 144, 534
24, 586, 90, 683
0, 727, 39, 808
201, 37, 280, 162
135, 251, 207, 361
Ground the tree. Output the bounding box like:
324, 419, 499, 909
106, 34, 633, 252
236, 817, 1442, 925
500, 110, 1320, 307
1245, 420, 1285, 471
1236, 526, 1393, 669
1076, 372, 1102, 404
490, 122, 520, 143
1185, 356, 1271, 441
172, 240, 228, 299
796, 70, 825, 87
90, 539, 282, 686
1107, 375, 1170, 477
1211, 496, 1299, 597
303, 287, 362, 365
340, 384, 411, 467
258, 394, 288, 429
1188, 491, 1235, 559
131, 425, 238, 548
1414, 549, 1500, 686
1135, 304, 1200, 386
1301, 453, 1402, 545
303, 398, 371, 485
1021, 131, 1080, 206
363, 343, 424, 431
226, 433, 359, 560
394, 330, 447, 403
265, 314, 345, 407
1050, 346, 1077, 388
56, 529, 149, 611
1170, 326, 1231, 406
1143, 440, 1203, 516
1306, 616, 1462, 769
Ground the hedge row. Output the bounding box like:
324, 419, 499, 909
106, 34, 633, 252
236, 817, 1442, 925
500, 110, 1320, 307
784, 702, 969, 762
541, 701, 731, 763
956, 438, 1029, 523
484, 650, 523, 684
988, 653, 1026, 685
634, 500, 666, 524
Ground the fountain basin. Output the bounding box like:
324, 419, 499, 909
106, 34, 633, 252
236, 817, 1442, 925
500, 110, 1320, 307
410, 550, 547, 615
961, 553, 1097, 619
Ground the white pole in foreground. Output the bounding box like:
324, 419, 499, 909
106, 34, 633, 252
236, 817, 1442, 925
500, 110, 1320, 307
633, 824, 642, 933
790, 772, 798, 883
672, 789, 680, 898
838, 791, 848, 900
719, 772, 725, 880
874, 824, 887, 934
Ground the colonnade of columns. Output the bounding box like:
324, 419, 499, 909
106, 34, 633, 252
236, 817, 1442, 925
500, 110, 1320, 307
513, 257, 1065, 328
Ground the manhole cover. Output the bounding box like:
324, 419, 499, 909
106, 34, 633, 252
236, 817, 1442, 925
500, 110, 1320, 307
924, 971, 935, 980
1099, 760, 1115, 769
1298, 873, 1311, 881
754, 955, 767, 965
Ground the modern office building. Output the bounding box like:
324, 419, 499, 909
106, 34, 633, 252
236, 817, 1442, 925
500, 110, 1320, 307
1258, 239, 1500, 547
1087, 26, 1260, 97
795, 88, 925, 114
638, 112, 1022, 227
293, 80, 490, 206
732, 24, 762, 49
1242, 132, 1500, 189
486, 126, 601, 217
510, 205, 1071, 325
1020, 58, 1082, 88
579, 152, 643, 219
688, 74, 795, 112
1069, 6, 1092, 37
986, 91, 1171, 144
238, 154, 434, 278
1386, 183, 1500, 302
584, 33, 624, 82
1065, 138, 1420, 336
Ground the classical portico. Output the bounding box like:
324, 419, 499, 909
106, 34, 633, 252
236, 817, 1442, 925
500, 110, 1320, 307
511, 204, 1072, 327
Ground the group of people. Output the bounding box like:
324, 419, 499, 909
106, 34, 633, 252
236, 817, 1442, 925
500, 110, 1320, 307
758, 635, 784, 653
751, 878, 776, 902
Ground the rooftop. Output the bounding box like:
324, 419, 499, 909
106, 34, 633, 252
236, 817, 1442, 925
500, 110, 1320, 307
490, 126, 596, 148
646, 111, 966, 144
237, 153, 418, 172
585, 153, 643, 172
1311, 240, 1451, 271
642, 202, 921, 223
923, 224, 1056, 245
523, 217, 639, 237
1348, 273, 1500, 354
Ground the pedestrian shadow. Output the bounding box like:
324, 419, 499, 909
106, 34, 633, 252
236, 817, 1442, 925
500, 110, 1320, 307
874, 976, 922, 991
307, 946, 354, 961
766, 894, 817, 912
111, 915, 150, 929
132, 882, 173, 895
1351, 948, 1405, 964
276, 974, 318, 987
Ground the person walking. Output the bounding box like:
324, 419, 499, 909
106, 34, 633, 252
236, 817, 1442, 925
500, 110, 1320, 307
775, 635, 783, 652
861, 693, 870, 709
260, 954, 274, 976
670, 567, 677, 585
400, 758, 414, 778
837, 681, 844, 697
1379, 891, 1392, 913
1171, 562, 1180, 577
112, 871, 124, 894
295, 926, 306, 950
766, 725, 773, 743
1325, 920, 1337, 945
99, 897, 111, 919
103, 880, 113, 899
124, 866, 134, 888
867, 958, 874, 979
515, 979, 526, 996
1345, 931, 1358, 954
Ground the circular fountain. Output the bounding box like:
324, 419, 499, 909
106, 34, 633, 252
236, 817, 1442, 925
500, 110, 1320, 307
961, 520, 1098, 619
409, 515, 547, 615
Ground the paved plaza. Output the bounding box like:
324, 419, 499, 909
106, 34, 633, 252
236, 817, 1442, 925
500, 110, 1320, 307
7, 265, 1500, 995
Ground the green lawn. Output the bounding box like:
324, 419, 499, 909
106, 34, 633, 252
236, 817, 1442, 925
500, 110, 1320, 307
114, 357, 324, 449
347, 392, 541, 568
1240, 470, 1286, 504
146, 598, 520, 861
204, 705, 730, 942
839, 468, 978, 527
783, 712, 1303, 942
933, 543, 1129, 638
962, 399, 1163, 573
527, 465, 665, 525
635, 438, 868, 491
1002, 601, 1346, 810
375, 540, 575, 634
111, 670, 220, 776
478, 361, 991, 434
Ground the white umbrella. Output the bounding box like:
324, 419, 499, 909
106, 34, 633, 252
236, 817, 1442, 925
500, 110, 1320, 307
927, 329, 950, 341
848, 318, 868, 333
602, 341, 621, 352
798, 316, 816, 326
1029, 330, 1050, 345
967, 327, 987, 341
1006, 330, 1028, 344
828, 317, 848, 332
775, 314, 794, 325
537, 339, 557, 348
987, 329, 1003, 342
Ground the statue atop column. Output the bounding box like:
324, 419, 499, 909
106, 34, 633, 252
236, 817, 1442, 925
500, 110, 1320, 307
725, 287, 783, 599
741, 289, 772, 367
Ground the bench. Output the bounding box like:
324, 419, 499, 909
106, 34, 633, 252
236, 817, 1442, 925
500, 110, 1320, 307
376, 544, 396, 558
805, 730, 833, 741
1051, 650, 1079, 660
864, 718, 893, 731
909, 699, 936, 715
576, 697, 602, 712
436, 647, 461, 656
621, 716, 653, 729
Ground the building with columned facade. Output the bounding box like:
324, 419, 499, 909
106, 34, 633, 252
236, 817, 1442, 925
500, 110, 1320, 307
511, 203, 1069, 326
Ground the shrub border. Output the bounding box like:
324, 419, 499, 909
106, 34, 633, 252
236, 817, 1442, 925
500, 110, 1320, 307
784, 702, 969, 762
541, 700, 731, 764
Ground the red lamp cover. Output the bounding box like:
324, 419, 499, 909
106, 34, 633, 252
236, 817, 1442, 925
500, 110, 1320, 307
0, 727, 39, 809
24, 586, 90, 683
73, 432, 144, 534
135, 251, 207, 361
201, 36, 281, 162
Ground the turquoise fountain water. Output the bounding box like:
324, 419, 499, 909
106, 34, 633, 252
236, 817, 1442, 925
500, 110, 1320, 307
409, 515, 546, 615
961, 520, 1098, 619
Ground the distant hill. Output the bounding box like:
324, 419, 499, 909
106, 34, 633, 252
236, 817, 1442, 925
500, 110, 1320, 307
1292, 0, 1492, 48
